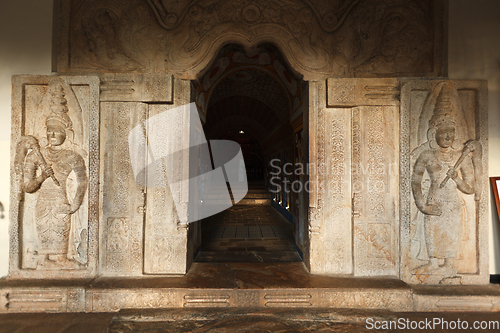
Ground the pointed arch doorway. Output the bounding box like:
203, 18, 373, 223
191, 44, 309, 263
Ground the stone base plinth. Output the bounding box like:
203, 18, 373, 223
2, 263, 500, 314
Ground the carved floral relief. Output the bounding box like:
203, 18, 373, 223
58, 0, 444, 79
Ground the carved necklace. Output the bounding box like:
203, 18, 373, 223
436, 148, 455, 164
44, 147, 63, 162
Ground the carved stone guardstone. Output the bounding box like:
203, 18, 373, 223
10, 76, 100, 279
400, 79, 489, 285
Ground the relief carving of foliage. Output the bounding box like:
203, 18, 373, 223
64, 0, 440, 78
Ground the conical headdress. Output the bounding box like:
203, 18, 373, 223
46, 84, 73, 130
429, 83, 455, 129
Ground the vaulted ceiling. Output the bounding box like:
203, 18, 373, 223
198, 44, 301, 154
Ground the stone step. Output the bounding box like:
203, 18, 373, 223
195, 250, 302, 263
207, 225, 291, 239
108, 308, 397, 332
203, 240, 295, 250
1, 262, 500, 314
236, 198, 271, 205
0, 263, 412, 313
243, 191, 271, 198
200, 189, 271, 201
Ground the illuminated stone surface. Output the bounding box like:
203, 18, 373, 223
5, 0, 496, 320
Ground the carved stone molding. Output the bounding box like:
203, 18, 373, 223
99, 74, 173, 102
146, 0, 362, 33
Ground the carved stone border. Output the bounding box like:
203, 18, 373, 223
9, 75, 100, 279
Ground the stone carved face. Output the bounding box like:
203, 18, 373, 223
46, 124, 66, 147
435, 125, 455, 148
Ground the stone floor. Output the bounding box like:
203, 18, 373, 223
2, 309, 500, 332
195, 183, 302, 263
105, 309, 500, 332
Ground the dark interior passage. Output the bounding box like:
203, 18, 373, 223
195, 182, 301, 263
193, 44, 307, 263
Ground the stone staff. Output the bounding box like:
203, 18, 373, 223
16, 135, 60, 187
439, 140, 481, 189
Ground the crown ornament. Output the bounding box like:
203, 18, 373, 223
46, 84, 72, 130
429, 82, 455, 129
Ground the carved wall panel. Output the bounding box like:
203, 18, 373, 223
10, 74, 198, 278
56, 0, 445, 80
400, 80, 488, 285
143, 79, 195, 274
10, 76, 99, 279
309, 78, 400, 276
352, 106, 399, 276
308, 81, 352, 274
100, 102, 147, 276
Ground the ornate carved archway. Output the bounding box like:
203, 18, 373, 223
58, 0, 445, 80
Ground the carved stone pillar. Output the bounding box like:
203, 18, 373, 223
141, 78, 197, 275
99, 100, 147, 276
308, 80, 353, 274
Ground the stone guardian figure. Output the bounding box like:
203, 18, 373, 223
19, 85, 88, 269
411, 82, 479, 278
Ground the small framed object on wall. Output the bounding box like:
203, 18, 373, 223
490, 177, 500, 226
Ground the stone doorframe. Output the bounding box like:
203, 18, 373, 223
8, 76, 489, 284
306, 79, 400, 276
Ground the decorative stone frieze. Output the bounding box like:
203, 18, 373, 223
56, 0, 445, 80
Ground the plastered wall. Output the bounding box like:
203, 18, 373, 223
448, 0, 500, 274
0, 0, 499, 277
0, 1, 54, 277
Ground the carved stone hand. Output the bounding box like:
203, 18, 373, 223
55, 203, 72, 215
446, 166, 458, 181
421, 203, 442, 216
41, 165, 54, 181
69, 203, 81, 214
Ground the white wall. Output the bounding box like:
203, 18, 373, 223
0, 1, 53, 277
0, 0, 499, 276
449, 0, 500, 275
